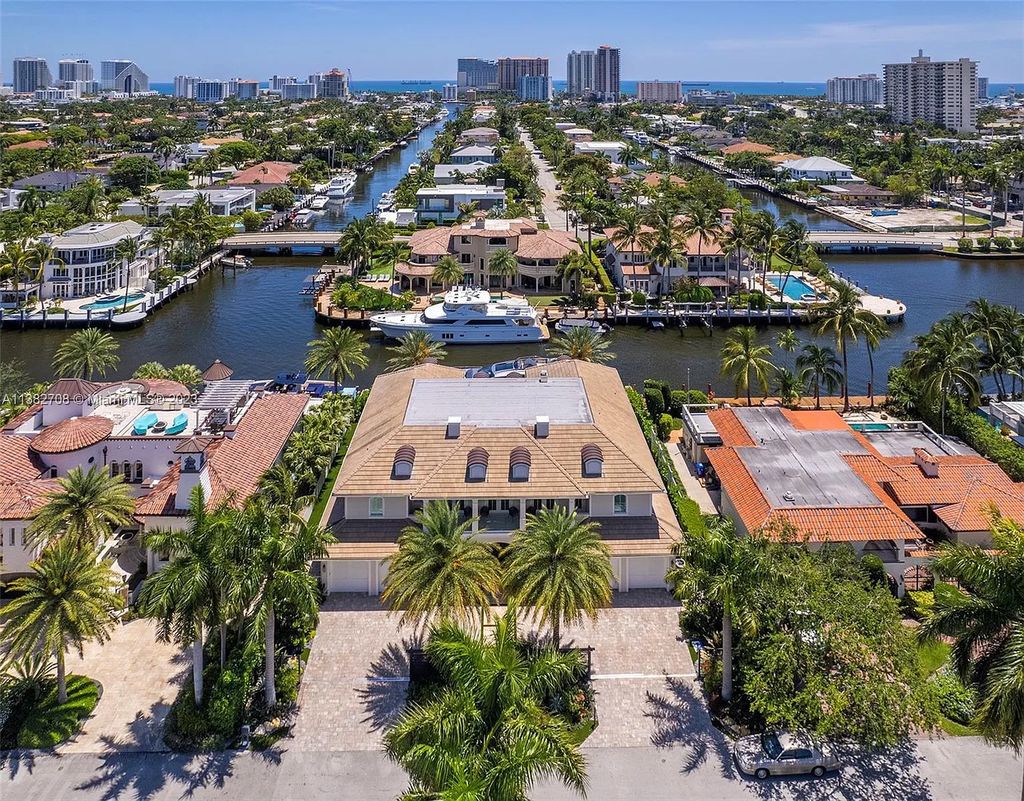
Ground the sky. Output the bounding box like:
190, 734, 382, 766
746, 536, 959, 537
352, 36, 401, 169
3, 0, 1023, 83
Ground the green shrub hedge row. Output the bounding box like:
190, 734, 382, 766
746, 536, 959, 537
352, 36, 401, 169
938, 400, 1024, 482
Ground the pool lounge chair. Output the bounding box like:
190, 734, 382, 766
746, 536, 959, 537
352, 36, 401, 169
164, 412, 189, 436
132, 412, 159, 435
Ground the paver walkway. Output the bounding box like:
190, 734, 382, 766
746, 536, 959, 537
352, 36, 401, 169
61, 618, 187, 754
667, 437, 720, 514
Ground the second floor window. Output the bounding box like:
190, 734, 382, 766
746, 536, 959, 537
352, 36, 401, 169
370, 496, 384, 517
613, 494, 627, 515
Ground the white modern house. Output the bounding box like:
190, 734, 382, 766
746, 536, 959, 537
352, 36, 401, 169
40, 221, 156, 300
449, 144, 498, 165
415, 183, 507, 224
118, 188, 256, 218
776, 156, 856, 183
573, 141, 626, 163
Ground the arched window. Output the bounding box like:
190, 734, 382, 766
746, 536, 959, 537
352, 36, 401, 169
509, 447, 531, 482
581, 444, 604, 477
466, 448, 489, 482
392, 445, 416, 480
134, 461, 144, 482
122, 461, 131, 480
613, 494, 627, 515
110, 462, 120, 477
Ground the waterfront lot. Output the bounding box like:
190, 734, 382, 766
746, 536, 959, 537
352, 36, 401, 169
825, 205, 990, 233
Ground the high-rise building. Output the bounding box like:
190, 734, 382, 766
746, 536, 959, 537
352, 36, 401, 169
593, 45, 620, 102
100, 59, 149, 93
456, 58, 498, 90
58, 58, 93, 83
883, 50, 977, 132
173, 75, 201, 98
826, 74, 883, 105
636, 80, 682, 103
497, 57, 548, 93
270, 75, 297, 91
315, 68, 349, 99
978, 77, 989, 99
13, 57, 52, 93
566, 50, 595, 97
282, 82, 317, 101
229, 79, 260, 100
194, 80, 230, 103
442, 83, 458, 101
517, 75, 552, 102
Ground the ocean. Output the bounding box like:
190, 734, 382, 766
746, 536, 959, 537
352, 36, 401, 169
148, 80, 1019, 98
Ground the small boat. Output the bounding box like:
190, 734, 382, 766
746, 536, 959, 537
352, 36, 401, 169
555, 318, 609, 336
220, 254, 252, 269
407, 163, 420, 175
376, 191, 396, 213
309, 196, 329, 210
649, 320, 666, 330
293, 210, 315, 228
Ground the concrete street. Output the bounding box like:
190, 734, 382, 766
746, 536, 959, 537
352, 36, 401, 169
520, 127, 569, 231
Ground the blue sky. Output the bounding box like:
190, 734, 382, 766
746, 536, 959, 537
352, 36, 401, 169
4, 1, 1022, 82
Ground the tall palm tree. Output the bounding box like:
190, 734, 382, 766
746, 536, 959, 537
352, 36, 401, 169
613, 205, 646, 282
0, 238, 33, 303
813, 283, 881, 412
381, 500, 501, 630
488, 248, 519, 296
773, 367, 803, 407
53, 328, 120, 379
719, 205, 752, 300
904, 314, 982, 433
548, 326, 615, 364
505, 506, 613, 647
668, 516, 772, 704
777, 220, 809, 298
796, 343, 843, 410
863, 315, 890, 408
305, 327, 369, 392
338, 217, 385, 278
921, 511, 1024, 799
386, 331, 448, 371
27, 240, 63, 309
720, 326, 774, 406
384, 611, 587, 799
241, 500, 330, 706
113, 236, 141, 312
751, 212, 781, 295
643, 206, 684, 297
575, 192, 605, 254
775, 328, 799, 354
27, 465, 135, 549
679, 200, 723, 286
431, 254, 464, 291
0, 538, 123, 703
137, 487, 236, 703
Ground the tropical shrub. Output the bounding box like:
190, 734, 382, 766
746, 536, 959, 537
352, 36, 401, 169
992, 236, 1012, 252
643, 387, 665, 418
657, 413, 674, 441
1013, 237, 1024, 251
904, 590, 934, 621
957, 237, 974, 252
976, 237, 991, 252
930, 667, 977, 725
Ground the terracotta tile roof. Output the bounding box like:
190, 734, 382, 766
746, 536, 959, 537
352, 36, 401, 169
720, 140, 775, 156
933, 482, 1024, 532
135, 394, 307, 516
44, 378, 103, 399
767, 152, 803, 164
0, 479, 61, 520
707, 408, 756, 446
515, 229, 580, 260
29, 416, 113, 454
202, 359, 234, 381
395, 261, 437, 277
408, 226, 455, 257
883, 457, 1017, 506
0, 436, 47, 483
229, 161, 298, 186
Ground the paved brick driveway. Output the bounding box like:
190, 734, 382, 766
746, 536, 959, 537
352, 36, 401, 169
292, 590, 703, 752
60, 618, 187, 753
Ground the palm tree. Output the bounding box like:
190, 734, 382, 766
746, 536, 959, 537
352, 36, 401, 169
555, 251, 594, 296
505, 506, 613, 647
921, 511, 1024, 799
137, 487, 235, 703
381, 500, 501, 630
796, 343, 843, 410
548, 326, 615, 364
242, 500, 330, 706
775, 328, 799, 354
813, 283, 881, 412
642, 207, 684, 296
27, 240, 63, 310
113, 236, 141, 312
863, 315, 890, 408
0, 238, 33, 303
668, 516, 771, 704
613, 205, 646, 280
777, 220, 809, 298
305, 327, 369, 392
773, 367, 803, 407
720, 326, 774, 406
17, 186, 44, 214
338, 217, 385, 279
575, 192, 605, 254
487, 248, 519, 296
680, 200, 723, 286
53, 329, 120, 379
905, 314, 982, 433
431, 254, 464, 291
27, 465, 135, 549
386, 331, 447, 371
719, 206, 752, 300
0, 538, 123, 703
74, 176, 106, 218
384, 611, 587, 799
751, 212, 782, 295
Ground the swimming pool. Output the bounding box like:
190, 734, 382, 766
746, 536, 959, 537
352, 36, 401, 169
849, 422, 892, 432
81, 292, 146, 311
767, 275, 817, 302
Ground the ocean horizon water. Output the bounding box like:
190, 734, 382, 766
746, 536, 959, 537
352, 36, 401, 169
147, 79, 1020, 98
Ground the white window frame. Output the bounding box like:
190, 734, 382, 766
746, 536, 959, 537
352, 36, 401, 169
369, 496, 384, 518
613, 494, 628, 515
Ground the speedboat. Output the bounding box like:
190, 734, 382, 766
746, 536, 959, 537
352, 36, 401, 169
376, 191, 396, 213
325, 172, 357, 198
371, 287, 547, 344
309, 196, 330, 210
555, 318, 609, 336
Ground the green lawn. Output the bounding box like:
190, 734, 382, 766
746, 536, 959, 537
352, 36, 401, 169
526, 294, 567, 307
13, 675, 100, 749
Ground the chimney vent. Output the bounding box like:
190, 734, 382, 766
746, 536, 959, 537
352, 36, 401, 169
446, 416, 461, 438
535, 416, 550, 438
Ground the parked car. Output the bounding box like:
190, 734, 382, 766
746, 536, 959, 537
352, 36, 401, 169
734, 731, 840, 779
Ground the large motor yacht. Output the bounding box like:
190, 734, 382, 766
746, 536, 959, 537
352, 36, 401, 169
371, 287, 547, 344
325, 172, 357, 198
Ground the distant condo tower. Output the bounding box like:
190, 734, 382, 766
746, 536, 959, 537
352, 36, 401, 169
456, 58, 498, 90
270, 75, 297, 91
497, 57, 548, 93
566, 50, 595, 97
12, 57, 52, 93
826, 74, 883, 105
567, 46, 620, 101
443, 83, 458, 101
100, 59, 149, 94
58, 58, 93, 84
636, 80, 682, 103
594, 45, 620, 102
883, 50, 978, 132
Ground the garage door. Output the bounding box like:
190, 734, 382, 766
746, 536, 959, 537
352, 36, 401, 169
324, 560, 373, 594
625, 556, 671, 590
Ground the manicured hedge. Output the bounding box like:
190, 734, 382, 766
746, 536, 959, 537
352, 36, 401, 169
582, 242, 614, 293
940, 400, 1024, 481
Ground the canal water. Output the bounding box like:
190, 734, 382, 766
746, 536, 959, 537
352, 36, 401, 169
3, 128, 1022, 394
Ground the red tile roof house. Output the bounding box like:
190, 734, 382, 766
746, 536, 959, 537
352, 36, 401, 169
697, 406, 1024, 595
0, 377, 308, 581
227, 160, 299, 188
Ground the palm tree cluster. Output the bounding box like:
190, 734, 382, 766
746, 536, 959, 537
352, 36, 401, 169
904, 300, 1024, 431
338, 216, 391, 279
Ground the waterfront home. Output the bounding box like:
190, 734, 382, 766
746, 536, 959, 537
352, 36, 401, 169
415, 183, 507, 224
394, 215, 580, 292
685, 406, 1024, 594
563, 127, 594, 142
117, 187, 257, 218
433, 161, 490, 185
1, 378, 308, 581
573, 141, 626, 163
320, 360, 681, 594
13, 169, 109, 193
776, 156, 857, 183
228, 160, 299, 188
449, 144, 498, 165
603, 209, 750, 296
458, 127, 500, 145
817, 184, 897, 206
607, 171, 686, 200
471, 105, 496, 123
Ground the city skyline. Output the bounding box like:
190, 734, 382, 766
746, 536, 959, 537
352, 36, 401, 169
3, 1, 1022, 83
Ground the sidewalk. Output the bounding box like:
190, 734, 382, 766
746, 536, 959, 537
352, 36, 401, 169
666, 433, 719, 515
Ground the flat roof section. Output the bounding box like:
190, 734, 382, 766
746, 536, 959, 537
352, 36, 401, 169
403, 377, 593, 427
861, 429, 977, 458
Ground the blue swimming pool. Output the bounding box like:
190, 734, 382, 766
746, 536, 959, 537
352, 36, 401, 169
81, 292, 146, 311
767, 275, 817, 302
850, 422, 893, 432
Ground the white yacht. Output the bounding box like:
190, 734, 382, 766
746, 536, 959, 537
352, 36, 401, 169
371, 288, 547, 344
309, 196, 330, 210
325, 172, 357, 198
